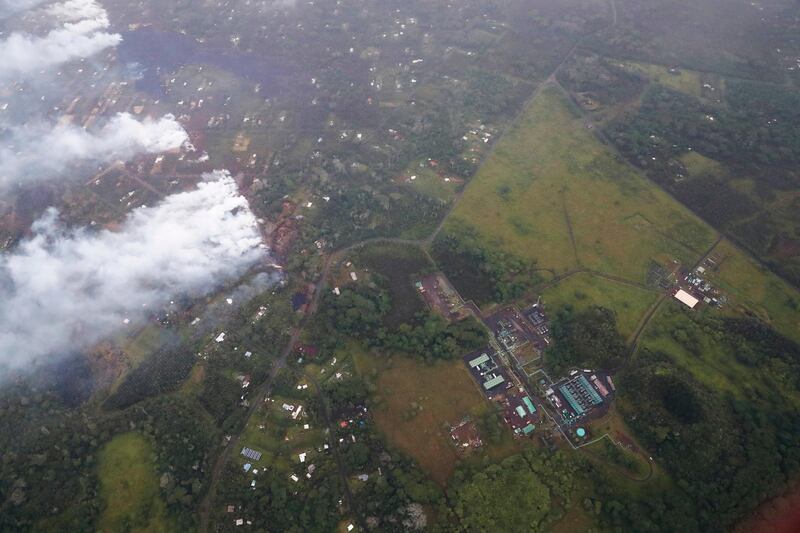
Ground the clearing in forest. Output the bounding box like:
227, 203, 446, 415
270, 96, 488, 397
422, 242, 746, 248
354, 350, 490, 485
620, 61, 707, 98
97, 432, 171, 532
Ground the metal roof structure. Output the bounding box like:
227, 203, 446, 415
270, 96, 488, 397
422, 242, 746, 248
483, 374, 505, 390
560, 386, 585, 415
469, 353, 490, 368
522, 396, 537, 414
578, 375, 602, 405
674, 289, 699, 308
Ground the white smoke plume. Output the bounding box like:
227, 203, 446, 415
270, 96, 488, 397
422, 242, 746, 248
0, 0, 120, 79
46, 0, 106, 22
0, 0, 48, 19
0, 171, 269, 371
0, 113, 189, 187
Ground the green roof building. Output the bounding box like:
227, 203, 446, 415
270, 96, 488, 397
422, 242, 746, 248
522, 396, 537, 414
578, 375, 602, 405
483, 374, 505, 390
469, 353, 490, 368
560, 386, 585, 415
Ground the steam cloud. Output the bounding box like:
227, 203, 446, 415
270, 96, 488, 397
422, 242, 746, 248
0, 0, 191, 188
0, 171, 268, 371
0, 113, 189, 187
0, 0, 120, 79
0, 0, 47, 19
46, 0, 106, 21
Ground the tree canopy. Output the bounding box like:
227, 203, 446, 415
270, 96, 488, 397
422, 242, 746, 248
545, 305, 627, 373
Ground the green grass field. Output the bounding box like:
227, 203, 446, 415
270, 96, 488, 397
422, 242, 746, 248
622, 61, 704, 97
679, 151, 726, 178
238, 391, 325, 474
708, 239, 800, 343
118, 325, 167, 365
402, 162, 460, 203
541, 272, 658, 338
97, 432, 171, 533
353, 348, 490, 485
442, 85, 715, 285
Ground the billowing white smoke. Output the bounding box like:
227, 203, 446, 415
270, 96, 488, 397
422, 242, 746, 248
0, 171, 268, 371
46, 0, 106, 22
0, 0, 189, 188
0, 113, 189, 187
0, 0, 120, 79
0, 0, 47, 19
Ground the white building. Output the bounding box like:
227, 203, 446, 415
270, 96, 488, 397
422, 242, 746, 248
674, 289, 700, 309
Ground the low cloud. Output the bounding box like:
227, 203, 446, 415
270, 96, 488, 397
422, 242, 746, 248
0, 0, 48, 19
0, 0, 120, 79
46, 0, 107, 22
0, 0, 187, 189
0, 171, 269, 372
0, 113, 189, 187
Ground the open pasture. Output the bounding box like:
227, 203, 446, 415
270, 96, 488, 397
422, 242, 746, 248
443, 85, 715, 286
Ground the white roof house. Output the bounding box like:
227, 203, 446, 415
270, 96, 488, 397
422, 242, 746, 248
674, 289, 700, 309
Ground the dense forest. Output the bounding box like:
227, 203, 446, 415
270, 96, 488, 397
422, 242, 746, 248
604, 316, 800, 531
316, 285, 487, 362
432, 229, 545, 305
545, 305, 628, 373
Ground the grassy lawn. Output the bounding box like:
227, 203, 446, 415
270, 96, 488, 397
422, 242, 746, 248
238, 393, 324, 474
679, 151, 726, 178
179, 363, 205, 397
582, 407, 662, 480
443, 85, 715, 285
97, 432, 171, 533
708, 239, 800, 343
354, 348, 490, 485
401, 162, 461, 203
622, 61, 704, 97
541, 272, 658, 338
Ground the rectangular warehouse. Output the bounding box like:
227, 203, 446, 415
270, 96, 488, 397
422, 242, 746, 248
674, 289, 699, 309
